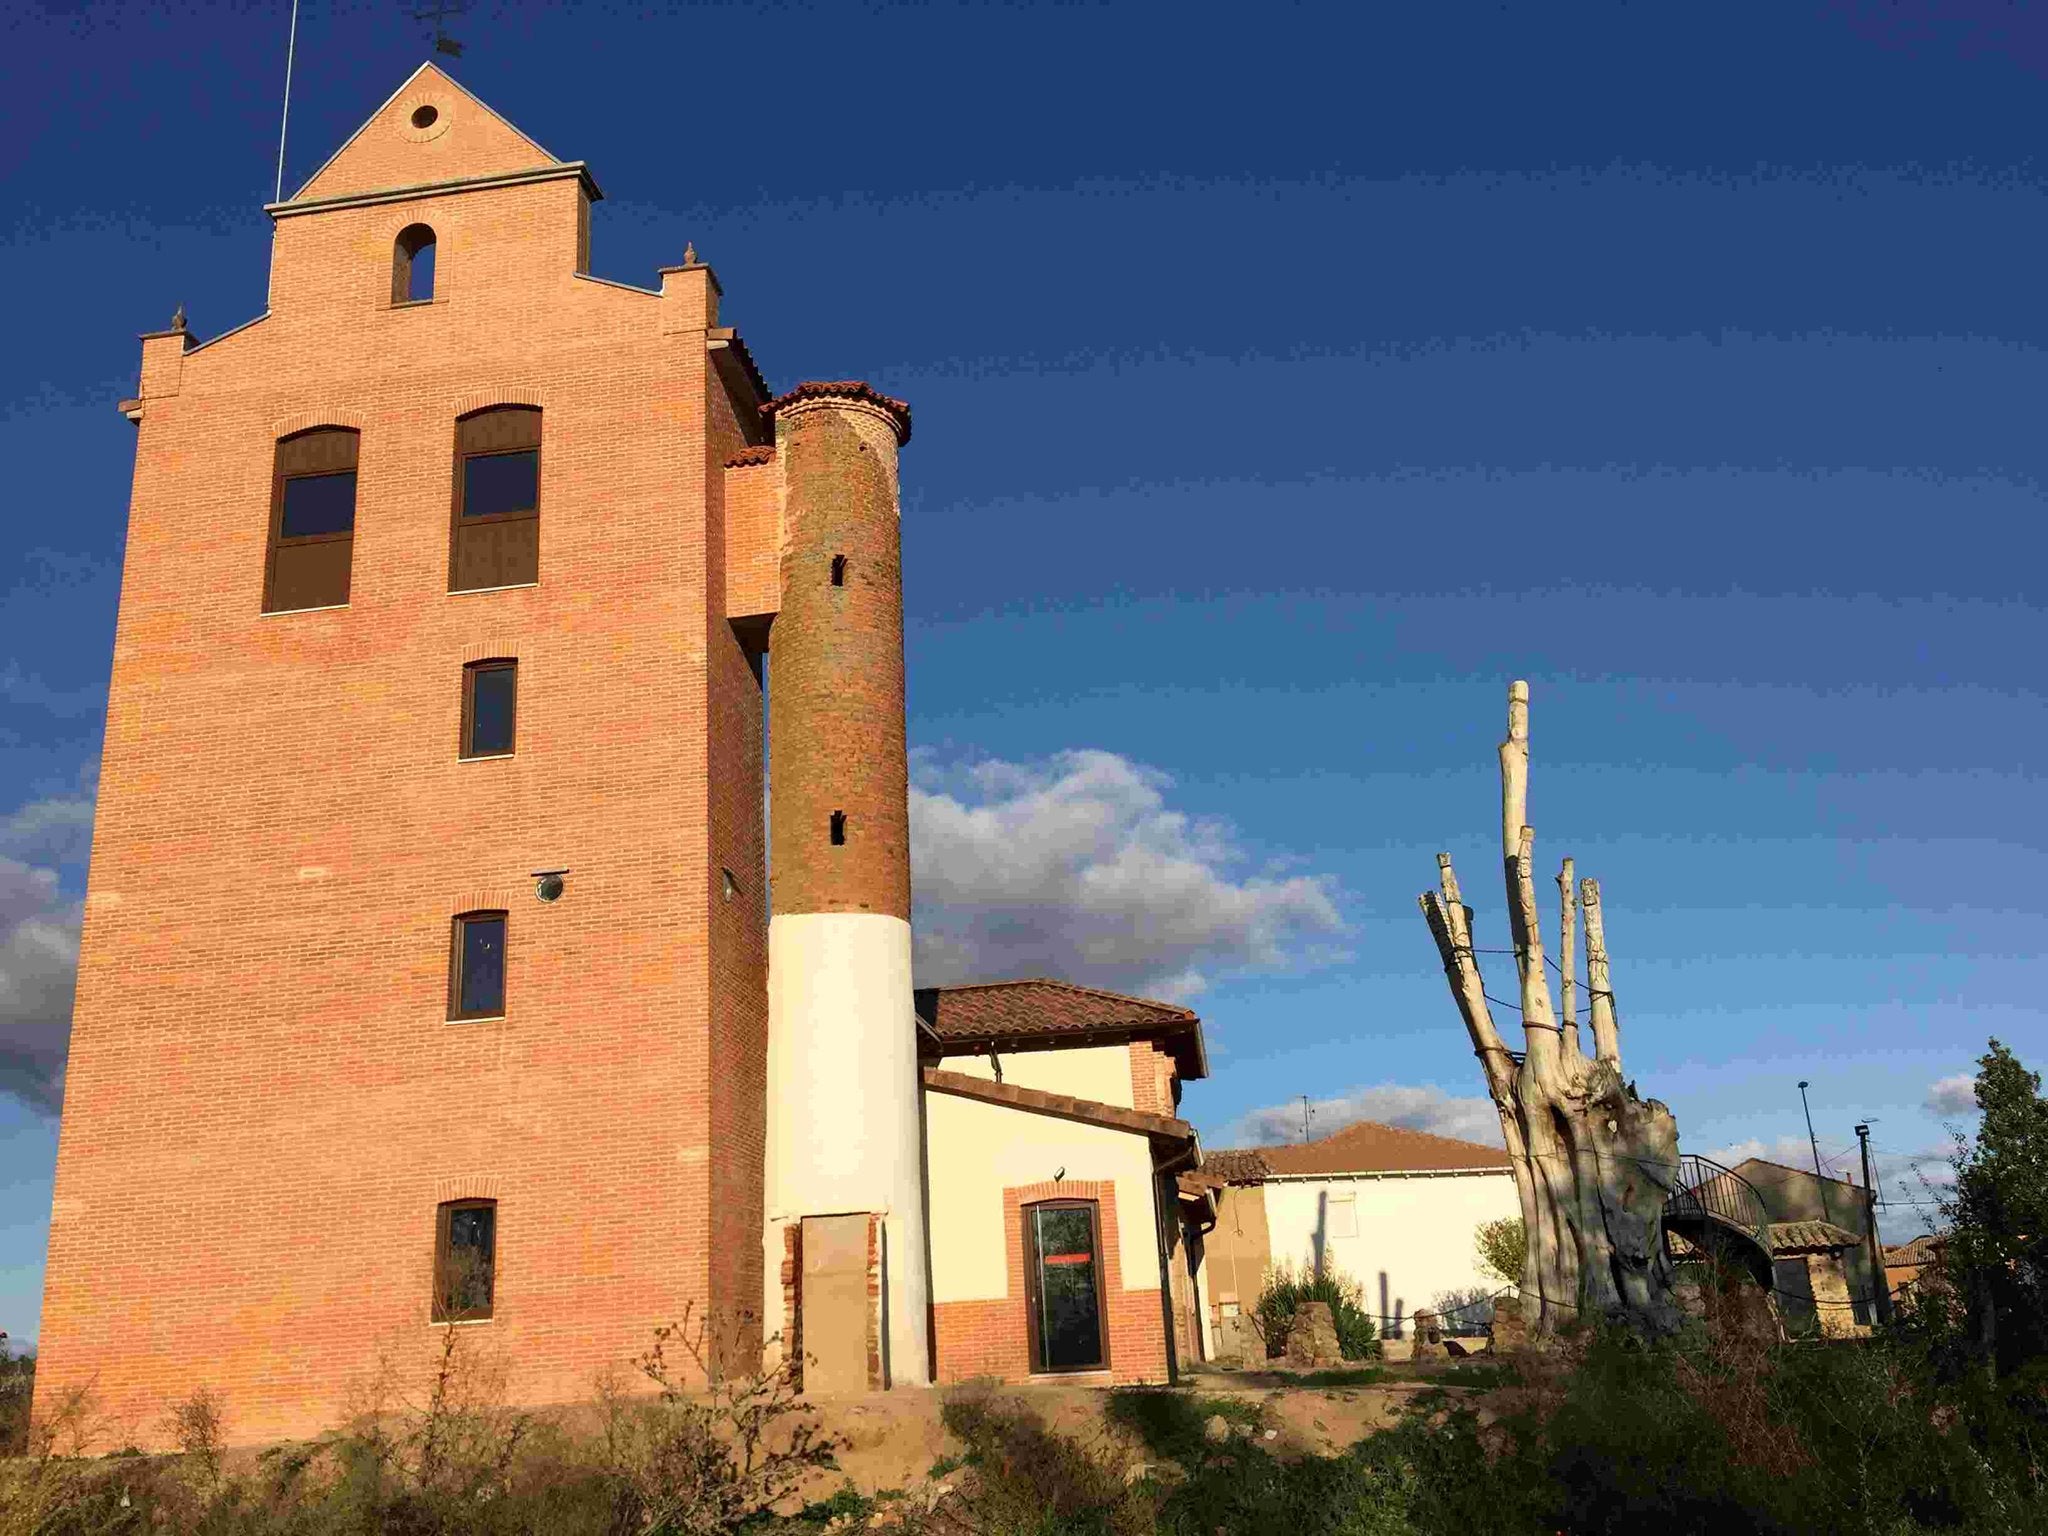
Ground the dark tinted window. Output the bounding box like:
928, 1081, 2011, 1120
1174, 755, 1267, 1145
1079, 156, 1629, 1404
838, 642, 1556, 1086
464, 664, 516, 758
434, 1200, 496, 1321
463, 451, 539, 519
1029, 1203, 1106, 1371
281, 471, 357, 538
453, 913, 506, 1018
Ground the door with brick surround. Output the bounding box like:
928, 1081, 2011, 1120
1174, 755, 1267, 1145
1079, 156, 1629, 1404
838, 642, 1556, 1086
1024, 1200, 1108, 1373
800, 1214, 872, 1394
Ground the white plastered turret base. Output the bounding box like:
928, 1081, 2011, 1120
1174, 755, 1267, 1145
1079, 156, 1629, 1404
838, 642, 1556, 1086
762, 911, 931, 1386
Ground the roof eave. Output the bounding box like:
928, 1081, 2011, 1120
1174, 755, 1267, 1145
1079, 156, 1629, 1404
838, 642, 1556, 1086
267, 162, 602, 221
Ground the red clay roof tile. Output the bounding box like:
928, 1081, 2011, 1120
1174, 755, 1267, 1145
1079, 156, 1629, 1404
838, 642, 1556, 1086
1214, 1119, 1512, 1178
763, 379, 912, 445
915, 977, 1206, 1079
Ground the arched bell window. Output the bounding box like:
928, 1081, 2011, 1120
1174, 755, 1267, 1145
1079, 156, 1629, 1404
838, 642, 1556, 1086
393, 224, 437, 304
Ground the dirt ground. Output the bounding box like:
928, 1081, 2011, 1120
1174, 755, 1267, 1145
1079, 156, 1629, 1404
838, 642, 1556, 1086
798, 1358, 1497, 1498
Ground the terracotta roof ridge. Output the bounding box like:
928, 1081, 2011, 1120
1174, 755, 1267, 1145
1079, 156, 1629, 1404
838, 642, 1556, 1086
763, 380, 911, 445
1310, 1117, 1509, 1155
1768, 1218, 1862, 1251
724, 444, 776, 468
930, 976, 1199, 1021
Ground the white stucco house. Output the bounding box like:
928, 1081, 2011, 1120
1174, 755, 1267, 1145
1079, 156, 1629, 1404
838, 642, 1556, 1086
1196, 1119, 1519, 1346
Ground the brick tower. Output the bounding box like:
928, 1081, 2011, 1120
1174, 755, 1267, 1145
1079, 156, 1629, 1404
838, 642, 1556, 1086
34, 64, 926, 1443
759, 383, 929, 1390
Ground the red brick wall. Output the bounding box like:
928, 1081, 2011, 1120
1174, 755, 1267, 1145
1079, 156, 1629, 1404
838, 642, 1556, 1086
723, 454, 781, 620
1128, 1042, 1176, 1116
35, 88, 767, 1447
767, 403, 910, 921
293, 66, 560, 205
931, 1179, 1168, 1385
702, 322, 770, 1374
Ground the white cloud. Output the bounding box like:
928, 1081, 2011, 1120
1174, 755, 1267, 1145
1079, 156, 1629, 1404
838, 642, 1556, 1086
0, 793, 92, 1115
1707, 1134, 1857, 1180
1224, 1083, 1505, 1149
1926, 1073, 1979, 1116
909, 749, 1345, 999
0, 793, 94, 867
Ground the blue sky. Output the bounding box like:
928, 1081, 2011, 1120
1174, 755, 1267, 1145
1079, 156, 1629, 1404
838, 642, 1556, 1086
4, 0, 2046, 1341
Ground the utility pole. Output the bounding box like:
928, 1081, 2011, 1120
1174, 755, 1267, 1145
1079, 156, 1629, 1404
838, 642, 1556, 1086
1856, 1122, 1891, 1324
1300, 1095, 1312, 1144
1798, 1080, 1834, 1224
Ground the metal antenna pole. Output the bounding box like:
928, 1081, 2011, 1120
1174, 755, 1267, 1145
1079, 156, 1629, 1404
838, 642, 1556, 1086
274, 0, 301, 203
1798, 1080, 1834, 1224
1856, 1122, 1890, 1323
1300, 1095, 1312, 1144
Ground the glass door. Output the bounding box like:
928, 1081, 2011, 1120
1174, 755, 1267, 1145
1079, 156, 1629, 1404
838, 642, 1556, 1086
1026, 1200, 1107, 1372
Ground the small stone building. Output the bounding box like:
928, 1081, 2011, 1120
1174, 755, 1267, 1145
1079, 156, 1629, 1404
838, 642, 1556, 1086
1730, 1158, 1883, 1334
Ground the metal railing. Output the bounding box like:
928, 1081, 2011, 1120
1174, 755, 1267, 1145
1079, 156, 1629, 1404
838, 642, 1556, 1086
1663, 1153, 1772, 1256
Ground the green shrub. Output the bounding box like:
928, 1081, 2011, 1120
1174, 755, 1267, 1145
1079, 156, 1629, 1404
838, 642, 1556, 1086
1472, 1216, 1525, 1289
0, 1349, 29, 1459
1255, 1261, 1381, 1361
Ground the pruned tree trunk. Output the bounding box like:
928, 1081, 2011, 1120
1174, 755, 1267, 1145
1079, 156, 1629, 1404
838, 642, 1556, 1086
1419, 682, 1682, 1338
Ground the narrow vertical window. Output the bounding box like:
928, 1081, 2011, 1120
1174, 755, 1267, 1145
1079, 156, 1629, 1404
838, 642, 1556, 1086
393, 224, 437, 304
460, 660, 518, 759
450, 911, 508, 1020
829, 811, 846, 846
830, 555, 847, 587
1024, 1200, 1107, 1372
451, 406, 541, 592
433, 1199, 496, 1322
264, 427, 358, 613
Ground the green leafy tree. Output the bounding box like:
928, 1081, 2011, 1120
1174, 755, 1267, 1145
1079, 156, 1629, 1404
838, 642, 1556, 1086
1941, 1039, 2048, 1374
1474, 1216, 1526, 1290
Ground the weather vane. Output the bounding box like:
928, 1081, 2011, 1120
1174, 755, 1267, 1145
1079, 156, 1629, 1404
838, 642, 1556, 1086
408, 0, 469, 57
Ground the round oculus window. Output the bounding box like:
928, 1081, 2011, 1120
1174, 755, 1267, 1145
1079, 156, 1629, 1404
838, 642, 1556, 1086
398, 95, 453, 143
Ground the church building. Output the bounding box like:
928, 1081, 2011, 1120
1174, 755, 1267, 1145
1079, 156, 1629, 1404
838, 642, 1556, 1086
35, 66, 1214, 1445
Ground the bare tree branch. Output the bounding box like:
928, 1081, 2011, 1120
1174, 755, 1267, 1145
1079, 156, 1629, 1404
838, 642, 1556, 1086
1581, 875, 1620, 1065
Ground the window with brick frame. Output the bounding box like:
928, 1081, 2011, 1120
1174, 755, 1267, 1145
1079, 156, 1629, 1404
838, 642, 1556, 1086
393, 224, 436, 304
449, 911, 507, 1020
460, 660, 517, 759
450, 406, 541, 592
432, 1199, 496, 1322
263, 426, 358, 613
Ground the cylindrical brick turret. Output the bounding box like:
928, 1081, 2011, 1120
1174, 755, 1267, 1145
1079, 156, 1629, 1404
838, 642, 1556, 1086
768, 381, 912, 921
761, 381, 929, 1390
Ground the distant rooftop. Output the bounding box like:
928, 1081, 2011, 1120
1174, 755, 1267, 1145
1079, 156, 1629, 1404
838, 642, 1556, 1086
1207, 1118, 1513, 1180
